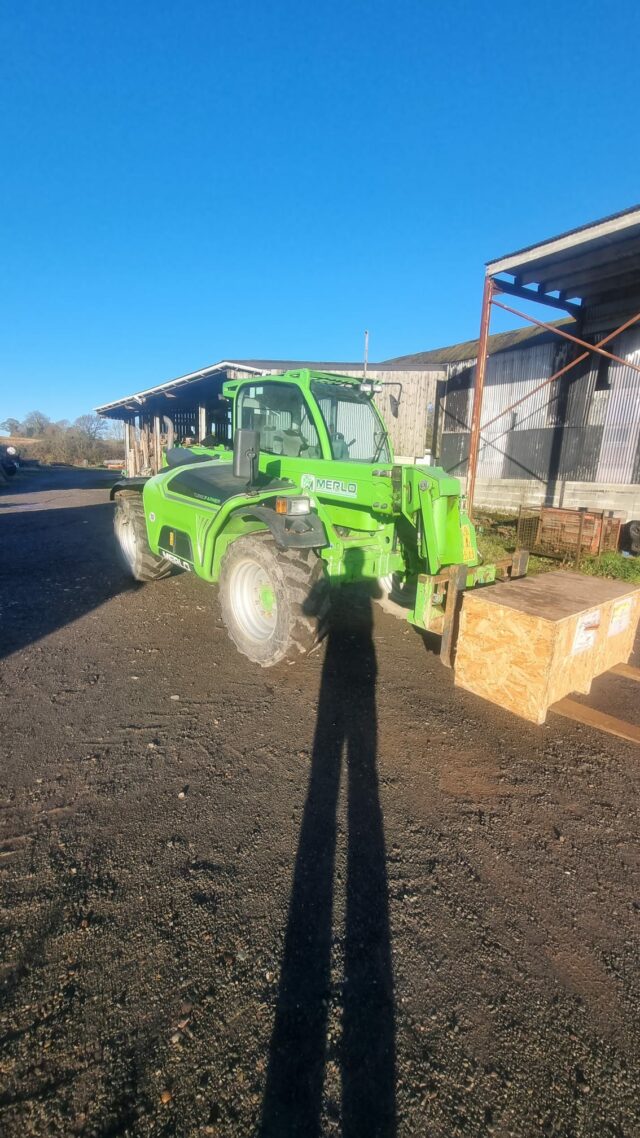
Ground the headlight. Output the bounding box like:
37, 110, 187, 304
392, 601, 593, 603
275, 496, 311, 516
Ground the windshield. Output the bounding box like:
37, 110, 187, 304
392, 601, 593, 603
311, 381, 391, 463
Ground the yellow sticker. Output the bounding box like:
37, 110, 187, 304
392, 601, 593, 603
461, 524, 474, 562
609, 598, 632, 637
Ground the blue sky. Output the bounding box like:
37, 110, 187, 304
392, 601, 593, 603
1, 0, 639, 422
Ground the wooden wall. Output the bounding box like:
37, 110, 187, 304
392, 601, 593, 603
370, 370, 442, 458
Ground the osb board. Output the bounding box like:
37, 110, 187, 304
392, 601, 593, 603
454, 572, 640, 724
469, 571, 636, 620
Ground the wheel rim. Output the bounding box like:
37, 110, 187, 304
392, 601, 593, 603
117, 511, 137, 570
229, 558, 278, 642
379, 571, 416, 607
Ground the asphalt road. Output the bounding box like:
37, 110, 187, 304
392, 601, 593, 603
1, 467, 639, 1137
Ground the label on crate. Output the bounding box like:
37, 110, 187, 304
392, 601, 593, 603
572, 609, 601, 654
608, 598, 632, 638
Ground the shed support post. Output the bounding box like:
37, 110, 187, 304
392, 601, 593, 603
131, 418, 141, 476
153, 415, 162, 473
123, 422, 132, 477
140, 423, 150, 472
198, 404, 207, 444
467, 276, 494, 518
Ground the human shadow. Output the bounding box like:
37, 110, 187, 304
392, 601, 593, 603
260, 574, 396, 1137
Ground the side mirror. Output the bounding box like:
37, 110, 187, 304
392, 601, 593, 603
233, 428, 260, 483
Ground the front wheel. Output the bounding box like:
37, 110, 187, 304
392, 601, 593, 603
375, 571, 417, 618
114, 491, 172, 582
219, 534, 329, 666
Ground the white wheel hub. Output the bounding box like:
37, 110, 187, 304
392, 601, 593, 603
229, 558, 278, 642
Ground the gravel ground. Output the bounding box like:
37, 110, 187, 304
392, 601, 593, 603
1, 467, 639, 1138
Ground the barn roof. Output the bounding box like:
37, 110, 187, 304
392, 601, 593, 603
383, 320, 574, 370
96, 357, 426, 416
487, 204, 640, 305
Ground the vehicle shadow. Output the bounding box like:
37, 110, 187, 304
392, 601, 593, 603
0, 467, 117, 496
259, 576, 396, 1137
0, 501, 135, 659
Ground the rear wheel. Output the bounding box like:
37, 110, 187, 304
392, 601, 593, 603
219, 533, 329, 666
114, 491, 172, 582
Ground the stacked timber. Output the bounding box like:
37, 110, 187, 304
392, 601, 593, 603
454, 571, 640, 724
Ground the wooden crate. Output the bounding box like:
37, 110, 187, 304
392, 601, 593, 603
454, 572, 640, 724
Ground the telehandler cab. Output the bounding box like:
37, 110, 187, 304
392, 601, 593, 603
111, 369, 526, 666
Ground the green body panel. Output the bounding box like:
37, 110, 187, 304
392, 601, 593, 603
138, 368, 500, 635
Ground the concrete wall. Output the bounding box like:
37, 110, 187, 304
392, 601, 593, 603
465, 476, 640, 520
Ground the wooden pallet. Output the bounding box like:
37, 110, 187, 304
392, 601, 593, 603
551, 663, 640, 745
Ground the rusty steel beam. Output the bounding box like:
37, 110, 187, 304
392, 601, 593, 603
466, 276, 494, 517
480, 308, 640, 433
492, 296, 640, 375
494, 276, 581, 317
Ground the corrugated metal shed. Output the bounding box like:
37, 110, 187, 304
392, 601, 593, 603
426, 206, 640, 500
595, 327, 640, 484
438, 323, 640, 488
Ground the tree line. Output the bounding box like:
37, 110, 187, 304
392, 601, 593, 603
1, 411, 123, 465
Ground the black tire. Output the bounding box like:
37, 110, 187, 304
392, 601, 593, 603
113, 491, 172, 582
219, 533, 329, 666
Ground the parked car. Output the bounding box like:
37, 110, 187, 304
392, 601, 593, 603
0, 444, 18, 478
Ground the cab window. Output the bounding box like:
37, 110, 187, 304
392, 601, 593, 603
311, 380, 390, 462
237, 383, 321, 458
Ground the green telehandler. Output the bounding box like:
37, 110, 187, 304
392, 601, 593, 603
111, 369, 527, 666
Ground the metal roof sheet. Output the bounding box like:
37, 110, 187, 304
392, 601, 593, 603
95, 361, 262, 414
487, 205, 640, 303
95, 357, 429, 415
383, 321, 574, 369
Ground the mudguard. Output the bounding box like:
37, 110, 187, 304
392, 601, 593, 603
109, 477, 148, 500
230, 505, 328, 550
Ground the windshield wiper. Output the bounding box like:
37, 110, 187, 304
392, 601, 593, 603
372, 427, 390, 463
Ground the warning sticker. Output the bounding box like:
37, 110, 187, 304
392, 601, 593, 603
572, 609, 601, 654
608, 597, 633, 638
461, 524, 474, 562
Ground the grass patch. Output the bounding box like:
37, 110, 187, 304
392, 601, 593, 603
475, 526, 554, 576
475, 518, 640, 581
579, 551, 640, 583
